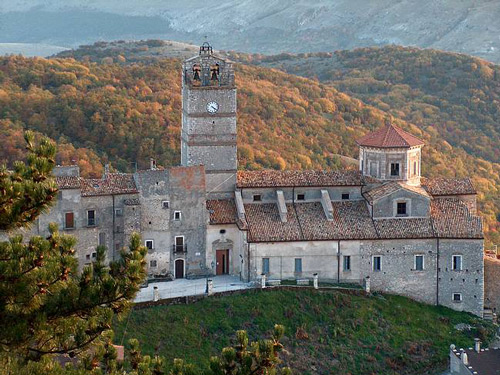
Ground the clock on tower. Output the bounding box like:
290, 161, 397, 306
181, 42, 237, 198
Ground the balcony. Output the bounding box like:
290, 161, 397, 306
172, 244, 187, 254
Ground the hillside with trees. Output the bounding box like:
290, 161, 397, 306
0, 53, 498, 244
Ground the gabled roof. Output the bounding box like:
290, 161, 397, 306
431, 198, 483, 239
356, 124, 424, 148
363, 181, 429, 203
422, 177, 476, 196
80, 174, 138, 197
237, 170, 366, 188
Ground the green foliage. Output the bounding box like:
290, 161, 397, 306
114, 289, 495, 375
0, 134, 147, 371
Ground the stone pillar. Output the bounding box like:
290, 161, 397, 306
364, 276, 371, 294
153, 286, 159, 302
313, 273, 319, 289
261, 274, 267, 289
206, 279, 214, 296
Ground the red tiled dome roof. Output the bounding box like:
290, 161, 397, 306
356, 124, 424, 148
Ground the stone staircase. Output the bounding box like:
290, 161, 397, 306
483, 308, 497, 323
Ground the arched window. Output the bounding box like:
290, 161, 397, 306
192, 64, 201, 81
210, 63, 220, 81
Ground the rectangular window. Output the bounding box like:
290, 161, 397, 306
98, 232, 106, 247
145, 240, 154, 251
174, 211, 182, 221
174, 236, 185, 253
162, 200, 170, 209
87, 210, 96, 226
65, 212, 74, 229
262, 258, 270, 274
297, 193, 305, 201
413, 161, 417, 176
343, 255, 351, 271
253, 194, 262, 202
341, 193, 350, 200
390, 163, 400, 176
453, 293, 462, 302
91, 252, 97, 259
115, 208, 123, 217
373, 256, 382, 272
115, 243, 121, 252
452, 255, 463, 271
397, 202, 407, 216
150, 260, 157, 268
414, 255, 424, 271
294, 258, 302, 273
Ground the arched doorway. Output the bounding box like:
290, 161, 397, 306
175, 259, 184, 279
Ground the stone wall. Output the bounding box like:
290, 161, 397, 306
372, 189, 430, 218
484, 257, 500, 314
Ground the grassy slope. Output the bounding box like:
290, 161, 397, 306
114, 289, 495, 375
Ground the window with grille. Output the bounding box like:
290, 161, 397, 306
87, 210, 96, 226
397, 202, 407, 216
343, 255, 351, 271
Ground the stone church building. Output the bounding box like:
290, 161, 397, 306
17, 43, 486, 316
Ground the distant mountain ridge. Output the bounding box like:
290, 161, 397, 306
2, 0, 500, 63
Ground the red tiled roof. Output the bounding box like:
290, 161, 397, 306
237, 170, 365, 188
422, 177, 476, 196
356, 124, 424, 148
56, 176, 80, 189
363, 181, 429, 203
431, 198, 483, 239
207, 199, 238, 225
244, 203, 303, 242
296, 201, 378, 240
374, 218, 434, 239
80, 174, 138, 196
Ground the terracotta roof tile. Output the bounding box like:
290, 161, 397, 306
363, 181, 429, 203
237, 170, 365, 188
207, 199, 238, 225
431, 198, 483, 239
56, 176, 80, 189
244, 203, 302, 242
422, 177, 476, 196
356, 124, 424, 148
296, 201, 378, 240
374, 218, 434, 239
124, 198, 140, 206
80, 174, 138, 196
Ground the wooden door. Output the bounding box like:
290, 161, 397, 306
175, 259, 184, 279
216, 250, 229, 275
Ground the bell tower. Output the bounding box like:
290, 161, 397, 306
181, 42, 237, 198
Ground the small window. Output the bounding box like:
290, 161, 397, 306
414, 255, 424, 271
253, 194, 262, 202
413, 161, 417, 176
87, 210, 96, 226
65, 212, 75, 229
262, 258, 270, 274
145, 240, 154, 250
86, 254, 91, 260
341, 193, 350, 200
220, 229, 226, 234
373, 256, 382, 272
343, 255, 351, 271
116, 225, 121, 233
453, 293, 462, 302
174, 211, 182, 220
397, 202, 407, 216
162, 201, 170, 209
294, 258, 302, 273
115, 243, 121, 251
452, 255, 463, 271
150, 260, 157, 268
98, 232, 106, 247
91, 252, 97, 259
390, 163, 400, 177
115, 208, 123, 217
297, 193, 305, 201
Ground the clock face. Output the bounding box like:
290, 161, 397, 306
206, 101, 219, 114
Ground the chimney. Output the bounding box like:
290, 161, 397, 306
103, 164, 110, 178
474, 338, 481, 353
320, 190, 334, 221
276, 190, 287, 223
150, 158, 157, 170
460, 349, 468, 365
